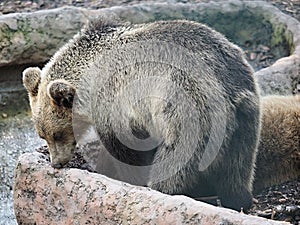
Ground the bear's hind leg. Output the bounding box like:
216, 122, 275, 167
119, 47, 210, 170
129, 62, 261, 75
209, 94, 260, 212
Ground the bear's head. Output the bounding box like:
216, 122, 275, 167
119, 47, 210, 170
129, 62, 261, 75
23, 67, 76, 168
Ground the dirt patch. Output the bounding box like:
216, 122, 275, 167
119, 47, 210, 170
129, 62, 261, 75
250, 180, 300, 224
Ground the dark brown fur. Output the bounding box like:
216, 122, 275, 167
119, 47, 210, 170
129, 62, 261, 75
23, 19, 261, 211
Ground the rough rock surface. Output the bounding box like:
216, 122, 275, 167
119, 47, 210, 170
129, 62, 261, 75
0, 1, 299, 95
14, 152, 289, 225
255, 54, 300, 96
0, 7, 92, 66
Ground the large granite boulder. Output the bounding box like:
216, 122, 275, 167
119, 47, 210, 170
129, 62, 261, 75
14, 152, 289, 225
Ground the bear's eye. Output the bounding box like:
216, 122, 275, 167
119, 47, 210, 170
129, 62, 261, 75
53, 132, 64, 142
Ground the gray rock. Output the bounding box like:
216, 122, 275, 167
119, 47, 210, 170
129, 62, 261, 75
250, 1, 300, 96
0, 7, 93, 66
255, 54, 300, 96
14, 152, 289, 225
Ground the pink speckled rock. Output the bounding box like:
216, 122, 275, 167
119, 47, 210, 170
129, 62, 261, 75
14, 152, 288, 225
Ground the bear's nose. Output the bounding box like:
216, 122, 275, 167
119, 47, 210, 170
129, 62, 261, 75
51, 163, 63, 169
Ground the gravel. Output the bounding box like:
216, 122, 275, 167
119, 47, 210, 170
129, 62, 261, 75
0, 115, 45, 225
250, 179, 300, 224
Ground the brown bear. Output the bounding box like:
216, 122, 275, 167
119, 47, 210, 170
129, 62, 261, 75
253, 94, 300, 193
23, 19, 261, 211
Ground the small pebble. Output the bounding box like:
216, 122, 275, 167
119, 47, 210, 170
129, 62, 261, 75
261, 45, 270, 51
253, 198, 259, 204
278, 198, 287, 203
250, 52, 257, 61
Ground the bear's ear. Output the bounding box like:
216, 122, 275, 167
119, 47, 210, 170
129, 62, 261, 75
47, 80, 76, 108
22, 67, 41, 97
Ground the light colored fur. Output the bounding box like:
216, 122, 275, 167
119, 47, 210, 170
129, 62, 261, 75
253, 95, 300, 192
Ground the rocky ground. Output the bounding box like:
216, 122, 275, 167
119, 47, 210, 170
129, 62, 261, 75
250, 180, 300, 224
0, 0, 299, 224
0, 115, 45, 225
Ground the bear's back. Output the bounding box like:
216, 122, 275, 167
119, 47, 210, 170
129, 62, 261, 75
42, 20, 255, 98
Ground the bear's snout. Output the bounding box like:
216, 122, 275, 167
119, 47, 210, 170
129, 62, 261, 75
47, 138, 76, 169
